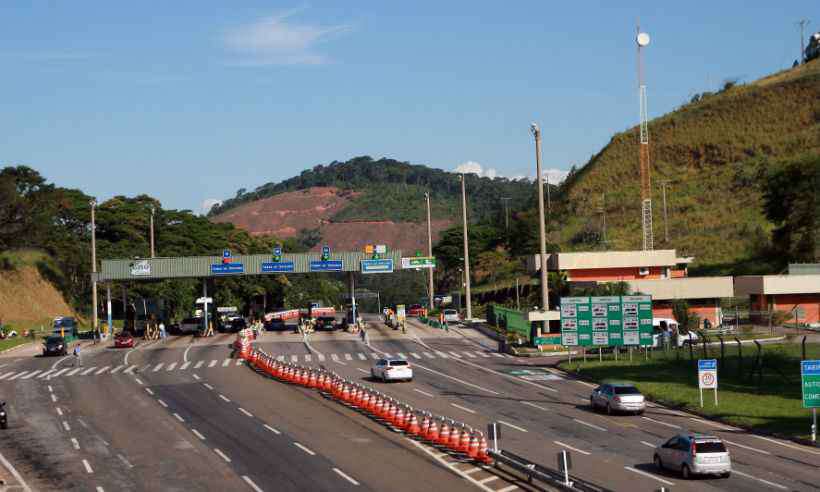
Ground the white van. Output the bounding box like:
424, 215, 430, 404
651, 318, 698, 348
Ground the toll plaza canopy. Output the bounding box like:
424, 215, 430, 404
96, 250, 407, 281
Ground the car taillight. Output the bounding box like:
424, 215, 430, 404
691, 441, 697, 456
613, 396, 622, 402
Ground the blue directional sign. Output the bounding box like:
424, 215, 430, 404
698, 359, 717, 371
222, 249, 232, 259
361, 259, 394, 274
211, 263, 244, 275
262, 261, 295, 273
321, 245, 331, 261
273, 246, 282, 261
310, 260, 343, 272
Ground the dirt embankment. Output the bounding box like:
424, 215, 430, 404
0, 266, 76, 324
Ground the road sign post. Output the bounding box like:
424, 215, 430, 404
800, 360, 820, 445
487, 422, 500, 452
698, 359, 718, 407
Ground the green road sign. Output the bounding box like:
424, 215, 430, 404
401, 257, 436, 269
560, 295, 653, 347
801, 360, 820, 408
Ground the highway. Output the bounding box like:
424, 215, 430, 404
1, 318, 819, 491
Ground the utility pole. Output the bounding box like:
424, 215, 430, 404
798, 19, 811, 63
660, 180, 671, 243
637, 24, 654, 251
90, 200, 98, 335
149, 205, 156, 258
459, 174, 472, 321
501, 197, 512, 232
599, 193, 607, 245
531, 123, 550, 323
424, 191, 435, 312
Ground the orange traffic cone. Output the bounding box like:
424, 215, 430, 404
459, 426, 471, 453
477, 432, 492, 464
342, 384, 351, 402
388, 402, 398, 424
361, 391, 371, 410
420, 414, 431, 438
438, 420, 450, 446
407, 413, 421, 436
448, 423, 461, 451
308, 372, 317, 388
427, 418, 440, 443
467, 431, 479, 459
394, 406, 405, 427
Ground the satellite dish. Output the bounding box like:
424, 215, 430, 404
637, 32, 651, 47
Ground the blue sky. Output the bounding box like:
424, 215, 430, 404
0, 1, 813, 213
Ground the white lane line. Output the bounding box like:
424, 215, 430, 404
79, 367, 96, 376
640, 441, 656, 448
624, 466, 674, 486
344, 353, 353, 361
407, 439, 498, 492
173, 413, 185, 423
194, 361, 204, 369
396, 353, 406, 359
214, 448, 231, 462
317, 353, 325, 362
183, 344, 193, 363
222, 359, 231, 367
157, 399, 168, 408
358, 353, 367, 360
145, 388, 154, 396
410, 362, 499, 395
462, 467, 483, 475
56, 407, 63, 416
554, 441, 591, 455
478, 476, 499, 484
95, 366, 110, 375
152, 363, 164, 372
180, 361, 191, 370
117, 454, 135, 469
641, 416, 680, 429
521, 401, 548, 411
123, 365, 138, 374
192, 429, 206, 440
475, 351, 491, 358
291, 355, 299, 363
264, 424, 281, 435
423, 352, 435, 358
48, 385, 53, 393
208, 360, 218, 368
498, 420, 528, 433
71, 437, 80, 450
76, 417, 89, 429
109, 365, 125, 374
462, 351, 477, 358
413, 388, 435, 397
166, 362, 177, 371
448, 351, 463, 358
732, 470, 789, 490
333, 468, 360, 486
238, 408, 253, 418
37, 369, 56, 379
689, 417, 734, 431
135, 378, 144, 385
356, 368, 369, 374
203, 383, 214, 390
496, 486, 518, 492
50, 367, 72, 379
451, 403, 477, 414
452, 356, 559, 393
21, 370, 43, 379
219, 394, 230, 402
66, 368, 84, 376
573, 418, 607, 432
7, 371, 30, 380
0, 371, 16, 380
62, 421, 71, 431
242, 475, 264, 492
0, 448, 32, 492
724, 439, 771, 455
410, 352, 421, 359
51, 393, 58, 403
293, 442, 316, 456
305, 354, 312, 363
82, 459, 94, 474
751, 435, 820, 455
192, 374, 201, 380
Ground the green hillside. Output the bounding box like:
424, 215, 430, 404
558, 59, 820, 272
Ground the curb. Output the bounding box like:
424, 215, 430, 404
0, 341, 34, 355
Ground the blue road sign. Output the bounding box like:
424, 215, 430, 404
222, 249, 231, 259
361, 259, 394, 274
273, 246, 282, 257
310, 260, 343, 272
211, 263, 244, 275
261, 261, 294, 273
698, 359, 717, 371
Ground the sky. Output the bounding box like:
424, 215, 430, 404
0, 1, 814, 214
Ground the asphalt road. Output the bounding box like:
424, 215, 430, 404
1, 319, 819, 491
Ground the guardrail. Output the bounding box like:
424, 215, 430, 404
488, 448, 607, 492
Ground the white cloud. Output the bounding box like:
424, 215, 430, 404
542, 168, 569, 185
201, 198, 222, 215
222, 9, 351, 66
454, 161, 499, 179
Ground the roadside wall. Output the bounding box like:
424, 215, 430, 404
0, 266, 75, 324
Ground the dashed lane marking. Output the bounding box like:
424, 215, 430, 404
640, 416, 681, 429
214, 448, 231, 462
62, 421, 71, 431
521, 401, 548, 411
624, 466, 674, 486
554, 441, 591, 455
293, 442, 316, 456
723, 439, 771, 455
145, 388, 154, 396
157, 399, 168, 408
193, 374, 201, 380
239, 408, 253, 418
573, 418, 607, 432
203, 383, 214, 390
413, 388, 435, 397
264, 424, 281, 435
222, 359, 231, 367
173, 413, 185, 422
462, 351, 477, 358
640, 441, 656, 448
498, 420, 528, 433
751, 435, 820, 455
56, 407, 63, 416
333, 468, 360, 486
135, 378, 144, 385
219, 394, 230, 402
447, 351, 462, 358
451, 403, 477, 414
423, 352, 435, 358
243, 475, 264, 492
732, 470, 788, 490
396, 353, 407, 359
82, 459, 94, 474
50, 393, 58, 403
356, 368, 369, 374
166, 362, 177, 371
192, 429, 206, 440
410, 353, 421, 359
71, 437, 80, 450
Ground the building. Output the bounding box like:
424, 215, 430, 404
625, 277, 734, 327
734, 274, 820, 326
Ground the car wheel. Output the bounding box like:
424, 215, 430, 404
636, 409, 645, 415
590, 397, 596, 410
681, 464, 691, 479
721, 472, 731, 479
653, 454, 663, 470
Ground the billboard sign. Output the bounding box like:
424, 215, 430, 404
801, 360, 820, 408
361, 259, 394, 274
310, 260, 343, 272
559, 295, 652, 347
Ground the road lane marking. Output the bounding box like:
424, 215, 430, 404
521, 401, 548, 411
291, 355, 299, 363
62, 421, 71, 431
183, 344, 193, 363
66, 368, 85, 376
410, 352, 421, 359
358, 353, 367, 360
117, 454, 134, 469
173, 413, 184, 422
478, 476, 499, 484
317, 353, 326, 361
51, 368, 71, 379
448, 351, 462, 358
554, 441, 591, 455
219, 394, 230, 402
423, 352, 435, 358
56, 407, 63, 416
640, 441, 656, 448
157, 399, 168, 408
732, 470, 788, 490
396, 353, 406, 359
48, 385, 53, 393
276, 355, 285, 362
344, 353, 353, 360
407, 439, 498, 492
751, 435, 820, 455
573, 418, 607, 432
640, 416, 680, 429
496, 486, 518, 492
71, 437, 80, 450
208, 360, 217, 368
333, 468, 360, 486
413, 388, 435, 397
76, 417, 89, 429
166, 362, 177, 371
110, 365, 124, 374
203, 383, 214, 390
462, 351, 477, 358
371, 353, 380, 359
95, 366, 110, 375
382, 352, 393, 358
214, 448, 231, 462
22, 370, 42, 379
0, 371, 16, 380
96, 487, 104, 492
222, 359, 231, 367
498, 420, 528, 433
192, 429, 206, 440
180, 361, 191, 370
356, 368, 369, 374
305, 354, 312, 362
7, 371, 30, 380
451, 403, 477, 414
475, 351, 491, 358
123, 365, 138, 374
51, 394, 58, 402
624, 466, 673, 486
490, 353, 505, 358
450, 357, 559, 393
410, 362, 499, 395
0, 448, 33, 492
37, 369, 56, 379
192, 374, 201, 380
293, 442, 316, 456
135, 378, 144, 385
242, 475, 264, 492
152, 363, 164, 372
82, 459, 93, 474
462, 467, 482, 475
689, 417, 734, 430
434, 351, 449, 358
264, 423, 281, 435
145, 388, 154, 395
723, 439, 771, 455
194, 361, 204, 369
239, 408, 253, 417
79, 367, 96, 376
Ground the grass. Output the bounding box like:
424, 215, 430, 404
0, 337, 33, 352
559, 342, 820, 440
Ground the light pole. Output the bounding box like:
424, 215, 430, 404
149, 206, 156, 258
424, 191, 435, 312
459, 174, 472, 321
90, 200, 98, 336
531, 123, 550, 328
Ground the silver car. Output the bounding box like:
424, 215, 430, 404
590, 383, 645, 415
654, 433, 731, 479
371, 358, 413, 382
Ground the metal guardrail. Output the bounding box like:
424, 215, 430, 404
488, 449, 608, 492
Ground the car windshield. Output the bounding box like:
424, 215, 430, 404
389, 360, 409, 366
614, 386, 641, 395
695, 440, 727, 453
445, 310, 456, 314
117, 333, 131, 338
46, 336, 63, 343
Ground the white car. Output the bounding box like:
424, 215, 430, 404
443, 309, 460, 323
371, 358, 413, 382
654, 433, 731, 479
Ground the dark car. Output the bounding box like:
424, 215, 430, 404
317, 316, 336, 331
229, 317, 247, 333
265, 319, 286, 331
43, 335, 68, 356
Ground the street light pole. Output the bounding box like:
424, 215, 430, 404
459, 174, 472, 321
149, 206, 156, 258
90, 200, 98, 336
424, 191, 435, 312
531, 123, 550, 328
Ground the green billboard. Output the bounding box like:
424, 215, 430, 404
801, 360, 820, 408
560, 295, 653, 347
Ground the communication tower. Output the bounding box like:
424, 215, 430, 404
637, 26, 654, 251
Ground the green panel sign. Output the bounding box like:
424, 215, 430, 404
801, 360, 820, 408
560, 295, 653, 347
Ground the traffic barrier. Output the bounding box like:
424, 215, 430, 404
448, 422, 461, 451
388, 402, 398, 425
395, 406, 405, 428
308, 371, 317, 388
467, 431, 479, 459
459, 426, 471, 453
407, 413, 420, 436
476, 432, 492, 464
427, 418, 440, 442
420, 413, 431, 438
438, 420, 451, 446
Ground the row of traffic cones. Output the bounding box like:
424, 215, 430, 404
242, 348, 493, 464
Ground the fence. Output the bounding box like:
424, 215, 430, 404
487, 305, 532, 341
